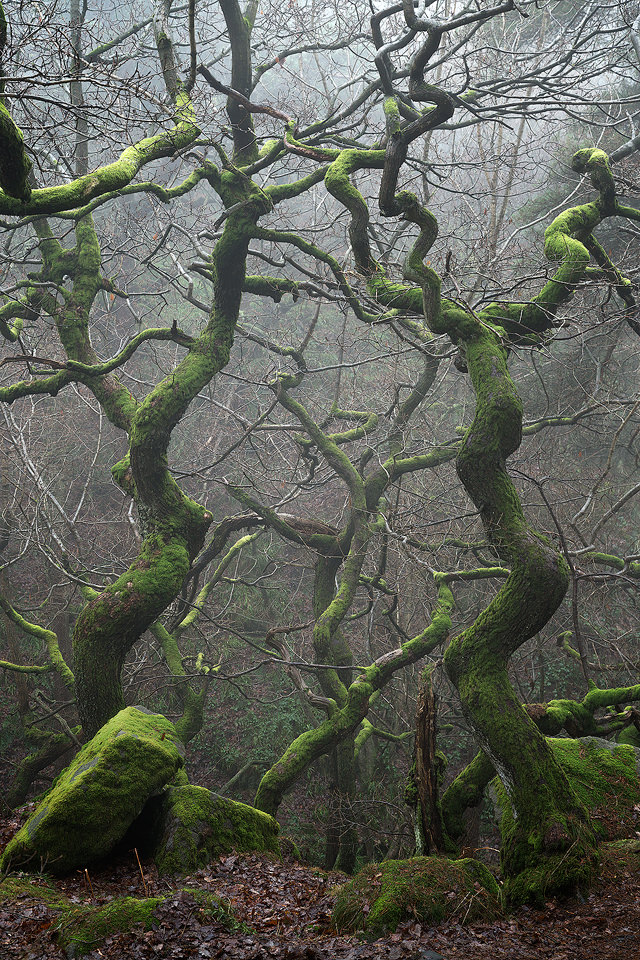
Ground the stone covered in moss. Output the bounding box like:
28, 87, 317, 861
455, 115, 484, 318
151, 785, 280, 875
617, 725, 640, 749
332, 856, 501, 937
493, 736, 640, 847
0, 707, 184, 874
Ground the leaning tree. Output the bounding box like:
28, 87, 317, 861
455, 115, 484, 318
1, 0, 640, 901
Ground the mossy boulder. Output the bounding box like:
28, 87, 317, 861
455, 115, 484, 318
492, 736, 640, 848
617, 725, 640, 749
149, 785, 280, 875
0, 707, 184, 875
332, 856, 501, 937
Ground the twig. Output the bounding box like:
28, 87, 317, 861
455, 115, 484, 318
135, 847, 149, 896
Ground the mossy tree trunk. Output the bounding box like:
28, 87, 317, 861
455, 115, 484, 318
440, 324, 597, 902
313, 555, 359, 873
333, 101, 633, 901
72, 182, 265, 736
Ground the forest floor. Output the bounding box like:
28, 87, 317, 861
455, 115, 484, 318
1, 807, 640, 960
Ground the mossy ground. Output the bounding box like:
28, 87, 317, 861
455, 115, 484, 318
53, 889, 247, 957
0, 874, 63, 904
0, 874, 246, 958
595, 838, 640, 886
54, 895, 164, 957
332, 856, 501, 937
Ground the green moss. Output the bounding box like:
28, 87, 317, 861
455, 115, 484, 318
0, 878, 248, 957
0, 114, 199, 216
53, 889, 246, 956
551, 738, 640, 837
618, 725, 640, 748
0, 878, 246, 957
503, 850, 594, 908
0, 708, 184, 874
0, 100, 32, 201
153, 785, 280, 875
332, 856, 501, 937
0, 875, 65, 904
54, 896, 163, 957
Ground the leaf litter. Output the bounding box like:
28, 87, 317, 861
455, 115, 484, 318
1, 809, 640, 960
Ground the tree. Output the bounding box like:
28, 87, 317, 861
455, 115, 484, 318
1, 0, 640, 902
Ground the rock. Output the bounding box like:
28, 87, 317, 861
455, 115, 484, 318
332, 856, 501, 937
491, 736, 640, 844
146, 785, 280, 875
0, 707, 184, 874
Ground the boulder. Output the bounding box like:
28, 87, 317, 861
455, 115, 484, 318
0, 707, 184, 874
491, 736, 640, 844
147, 785, 280, 875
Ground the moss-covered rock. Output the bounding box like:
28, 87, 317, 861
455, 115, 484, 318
0, 707, 184, 874
617, 725, 640, 749
150, 785, 280, 875
332, 856, 501, 937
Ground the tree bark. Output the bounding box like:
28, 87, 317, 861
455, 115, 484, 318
412, 669, 446, 854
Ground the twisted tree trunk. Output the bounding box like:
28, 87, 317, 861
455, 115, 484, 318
443, 326, 597, 904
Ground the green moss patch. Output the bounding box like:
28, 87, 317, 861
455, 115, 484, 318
54, 895, 164, 957
152, 785, 280, 875
0, 874, 66, 905
332, 856, 501, 937
52, 888, 245, 957
0, 707, 184, 874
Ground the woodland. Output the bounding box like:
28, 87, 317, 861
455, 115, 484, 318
1, 0, 640, 955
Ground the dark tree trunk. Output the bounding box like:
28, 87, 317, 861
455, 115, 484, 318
412, 669, 446, 854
